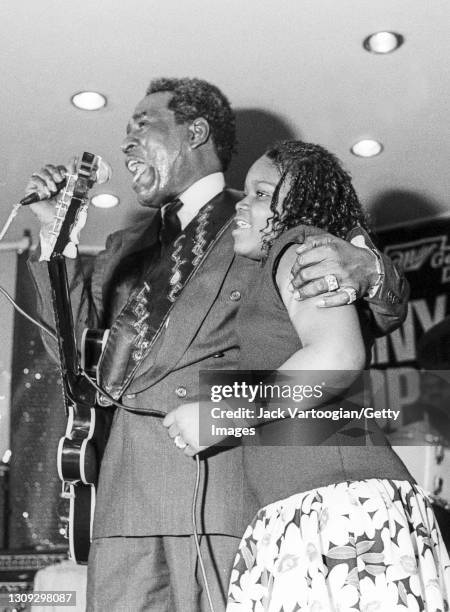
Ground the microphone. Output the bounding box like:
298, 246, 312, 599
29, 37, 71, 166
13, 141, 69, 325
20, 157, 112, 206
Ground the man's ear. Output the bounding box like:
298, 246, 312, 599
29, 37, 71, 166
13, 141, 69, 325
188, 118, 210, 149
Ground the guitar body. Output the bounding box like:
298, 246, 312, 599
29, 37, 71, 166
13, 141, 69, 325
46, 153, 113, 564
57, 393, 112, 564
67, 483, 94, 565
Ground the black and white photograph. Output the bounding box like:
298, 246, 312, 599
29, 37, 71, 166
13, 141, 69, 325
0, 1, 449, 610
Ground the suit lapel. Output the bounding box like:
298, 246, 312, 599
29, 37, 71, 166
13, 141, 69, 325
100, 210, 161, 290
128, 192, 240, 393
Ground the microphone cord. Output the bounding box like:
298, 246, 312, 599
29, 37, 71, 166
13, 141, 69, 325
0, 284, 57, 339
192, 455, 216, 612
0, 282, 217, 612
0, 203, 23, 242
0, 283, 166, 417
0, 176, 74, 244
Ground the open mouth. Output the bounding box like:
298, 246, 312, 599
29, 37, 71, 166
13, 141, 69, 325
234, 217, 251, 229
126, 159, 149, 184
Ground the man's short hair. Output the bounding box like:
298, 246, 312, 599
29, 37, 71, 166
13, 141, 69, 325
147, 77, 236, 171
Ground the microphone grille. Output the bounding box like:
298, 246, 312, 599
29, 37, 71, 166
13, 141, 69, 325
96, 157, 112, 185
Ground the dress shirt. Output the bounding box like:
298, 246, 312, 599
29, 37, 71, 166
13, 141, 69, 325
167, 172, 225, 230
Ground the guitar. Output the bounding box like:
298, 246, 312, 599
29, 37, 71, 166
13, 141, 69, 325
46, 152, 112, 564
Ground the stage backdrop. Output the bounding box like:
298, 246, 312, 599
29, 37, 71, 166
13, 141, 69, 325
8, 250, 94, 550
0, 249, 16, 549
8, 250, 68, 549
370, 215, 450, 432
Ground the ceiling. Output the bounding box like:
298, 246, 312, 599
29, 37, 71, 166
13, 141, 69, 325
1, 0, 449, 248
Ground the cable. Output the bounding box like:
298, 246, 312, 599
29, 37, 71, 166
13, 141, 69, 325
0, 282, 165, 417
79, 370, 165, 417
0, 203, 22, 242
192, 455, 216, 612
0, 285, 58, 341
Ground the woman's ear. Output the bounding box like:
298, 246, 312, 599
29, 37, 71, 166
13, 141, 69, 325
188, 117, 210, 149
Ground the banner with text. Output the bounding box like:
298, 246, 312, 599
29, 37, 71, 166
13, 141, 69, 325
371, 216, 450, 441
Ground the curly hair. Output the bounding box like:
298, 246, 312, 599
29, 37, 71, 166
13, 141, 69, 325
147, 77, 236, 171
261, 140, 370, 255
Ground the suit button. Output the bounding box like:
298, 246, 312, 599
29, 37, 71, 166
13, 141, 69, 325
230, 290, 241, 301
175, 386, 187, 398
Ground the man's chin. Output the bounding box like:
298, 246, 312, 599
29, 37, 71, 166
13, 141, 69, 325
136, 194, 162, 208
133, 180, 161, 207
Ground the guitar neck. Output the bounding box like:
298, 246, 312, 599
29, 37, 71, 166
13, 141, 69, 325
45, 152, 105, 408
48, 254, 90, 406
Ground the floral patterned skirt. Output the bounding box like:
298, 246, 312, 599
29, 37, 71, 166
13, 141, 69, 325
226, 480, 450, 611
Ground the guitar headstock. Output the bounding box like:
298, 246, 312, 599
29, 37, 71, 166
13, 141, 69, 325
47, 152, 107, 259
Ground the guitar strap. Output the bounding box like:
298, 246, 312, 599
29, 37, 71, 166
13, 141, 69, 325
97, 194, 234, 400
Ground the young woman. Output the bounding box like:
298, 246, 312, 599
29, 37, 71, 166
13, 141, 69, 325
226, 141, 450, 611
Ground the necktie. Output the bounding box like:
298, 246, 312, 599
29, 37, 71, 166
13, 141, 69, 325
160, 198, 183, 246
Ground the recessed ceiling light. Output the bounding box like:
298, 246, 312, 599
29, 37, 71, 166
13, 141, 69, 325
351, 139, 383, 158
91, 193, 119, 208
71, 91, 107, 111
363, 31, 404, 54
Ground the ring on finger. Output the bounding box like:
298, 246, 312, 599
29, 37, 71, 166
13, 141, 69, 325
324, 274, 339, 292
341, 286, 357, 304
174, 434, 187, 449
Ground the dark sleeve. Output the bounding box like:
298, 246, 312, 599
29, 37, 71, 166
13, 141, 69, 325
346, 225, 409, 338
363, 251, 410, 337
26, 237, 115, 363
